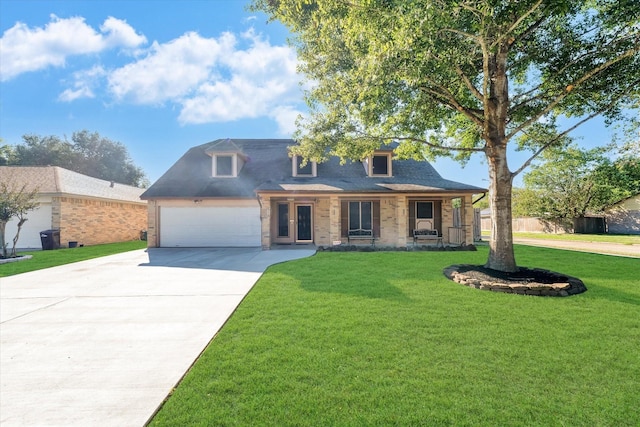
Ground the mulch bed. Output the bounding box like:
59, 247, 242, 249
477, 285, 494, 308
443, 264, 587, 296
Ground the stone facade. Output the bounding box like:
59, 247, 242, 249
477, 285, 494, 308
54, 196, 147, 246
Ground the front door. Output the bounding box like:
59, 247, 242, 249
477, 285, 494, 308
296, 204, 313, 243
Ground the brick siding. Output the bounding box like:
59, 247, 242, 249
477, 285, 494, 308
54, 196, 147, 246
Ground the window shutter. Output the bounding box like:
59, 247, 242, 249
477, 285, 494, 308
434, 201, 442, 235
341, 201, 348, 237
408, 201, 416, 236
373, 201, 380, 237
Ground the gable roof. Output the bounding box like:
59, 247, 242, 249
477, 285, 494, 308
0, 166, 146, 204
140, 138, 485, 199
204, 138, 246, 156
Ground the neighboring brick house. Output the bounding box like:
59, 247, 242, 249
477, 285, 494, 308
1, 166, 147, 249
141, 139, 485, 249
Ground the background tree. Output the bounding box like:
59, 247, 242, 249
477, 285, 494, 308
0, 181, 39, 258
0, 144, 16, 166
254, 0, 640, 272
8, 131, 148, 187
514, 144, 640, 228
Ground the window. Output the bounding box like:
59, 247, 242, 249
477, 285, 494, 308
293, 155, 316, 177
416, 201, 433, 219
368, 153, 392, 176
349, 201, 372, 230
214, 154, 235, 177
277, 203, 289, 237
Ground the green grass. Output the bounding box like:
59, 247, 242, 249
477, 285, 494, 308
513, 232, 640, 245
0, 240, 147, 277
149, 246, 640, 426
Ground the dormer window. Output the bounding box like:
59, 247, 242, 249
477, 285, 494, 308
212, 154, 238, 177
292, 155, 317, 177
206, 139, 246, 178
367, 152, 392, 177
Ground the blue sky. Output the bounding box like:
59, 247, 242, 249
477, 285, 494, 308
0, 0, 617, 186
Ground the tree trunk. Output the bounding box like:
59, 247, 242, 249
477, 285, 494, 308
0, 221, 7, 258
485, 145, 517, 272
11, 217, 27, 257
483, 42, 517, 272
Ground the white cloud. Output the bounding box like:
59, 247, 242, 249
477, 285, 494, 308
0, 14, 146, 81
108, 32, 235, 104
270, 106, 303, 135
100, 16, 147, 49
58, 65, 106, 101
177, 30, 303, 127
2, 12, 305, 132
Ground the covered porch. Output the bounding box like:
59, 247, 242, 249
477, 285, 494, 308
258, 192, 476, 249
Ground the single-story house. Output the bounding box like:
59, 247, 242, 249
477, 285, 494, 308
0, 166, 147, 249
141, 139, 485, 249
606, 193, 640, 235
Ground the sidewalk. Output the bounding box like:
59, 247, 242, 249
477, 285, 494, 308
511, 237, 640, 258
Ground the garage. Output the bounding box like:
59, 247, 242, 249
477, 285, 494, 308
159, 205, 261, 247
5, 201, 52, 249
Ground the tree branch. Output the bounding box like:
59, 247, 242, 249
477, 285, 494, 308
511, 79, 639, 178
490, 0, 544, 50
391, 136, 486, 153
455, 66, 483, 101
419, 84, 485, 126
506, 44, 640, 141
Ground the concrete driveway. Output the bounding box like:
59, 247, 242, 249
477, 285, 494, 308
0, 247, 315, 427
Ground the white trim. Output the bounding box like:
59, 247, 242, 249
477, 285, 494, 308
415, 201, 434, 219
368, 152, 392, 177
348, 200, 373, 230
212, 153, 237, 177
292, 155, 317, 177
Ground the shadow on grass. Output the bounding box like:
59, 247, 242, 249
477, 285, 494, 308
299, 276, 412, 302
581, 283, 640, 306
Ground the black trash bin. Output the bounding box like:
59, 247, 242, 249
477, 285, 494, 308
40, 229, 61, 250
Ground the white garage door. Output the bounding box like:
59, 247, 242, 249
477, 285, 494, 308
160, 206, 261, 247
6, 203, 52, 249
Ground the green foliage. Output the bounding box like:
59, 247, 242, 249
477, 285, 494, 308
7, 130, 148, 187
254, 0, 639, 164
473, 193, 489, 209
515, 143, 640, 224
0, 144, 16, 166
0, 180, 39, 258
150, 248, 640, 426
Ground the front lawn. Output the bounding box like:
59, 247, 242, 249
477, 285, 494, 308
0, 240, 147, 277
149, 246, 639, 426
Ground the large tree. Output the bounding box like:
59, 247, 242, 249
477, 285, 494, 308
8, 131, 148, 187
254, 0, 640, 272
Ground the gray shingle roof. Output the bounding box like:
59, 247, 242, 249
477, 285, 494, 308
0, 166, 146, 203
140, 139, 485, 199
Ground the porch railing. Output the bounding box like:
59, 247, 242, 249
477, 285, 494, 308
448, 226, 469, 246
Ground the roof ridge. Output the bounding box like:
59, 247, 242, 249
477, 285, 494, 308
52, 166, 62, 192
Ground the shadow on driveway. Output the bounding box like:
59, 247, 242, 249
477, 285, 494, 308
140, 247, 316, 273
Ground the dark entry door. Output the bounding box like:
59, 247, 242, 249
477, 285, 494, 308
296, 205, 313, 242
